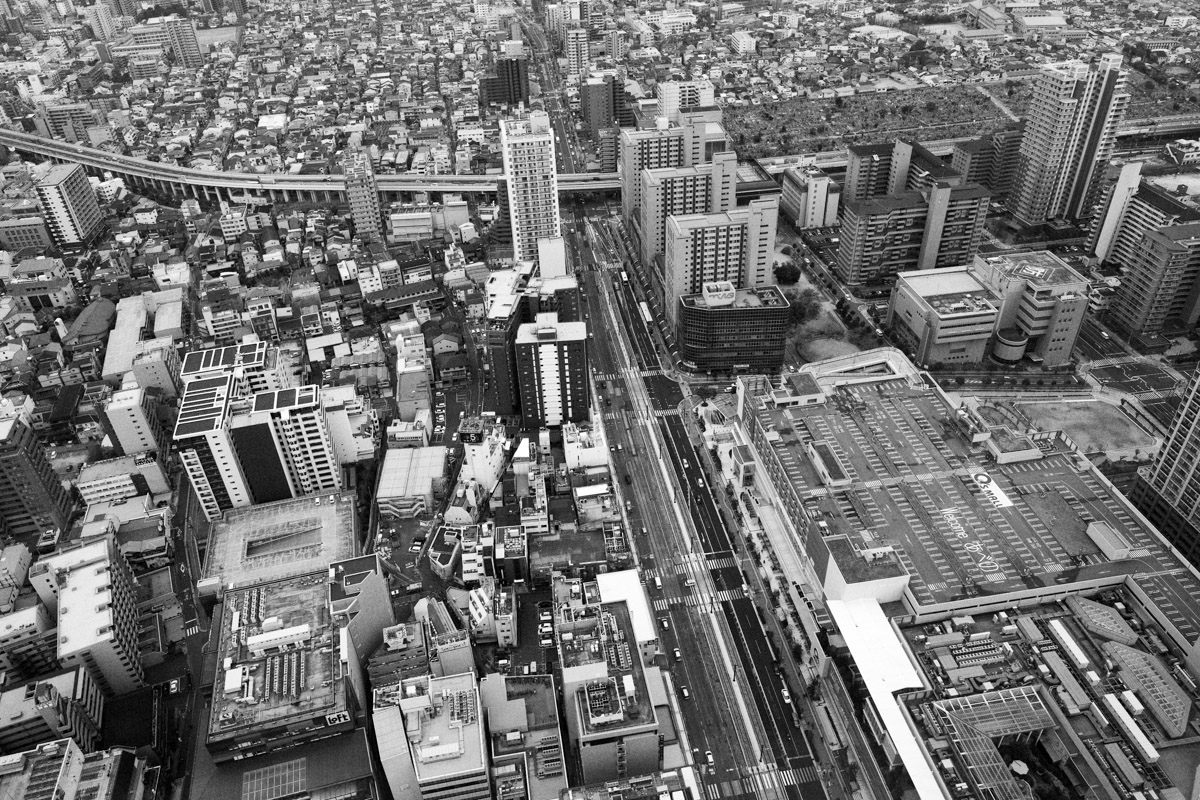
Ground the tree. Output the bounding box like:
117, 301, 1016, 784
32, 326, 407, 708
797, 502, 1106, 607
695, 385, 717, 401
774, 261, 802, 285
786, 288, 823, 328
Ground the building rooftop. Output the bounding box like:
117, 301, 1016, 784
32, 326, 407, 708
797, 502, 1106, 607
559, 599, 655, 736
174, 374, 236, 439
250, 385, 319, 413
0, 738, 140, 800
562, 770, 696, 800
202, 494, 357, 587
207, 573, 351, 747
746, 352, 1192, 611
76, 454, 151, 484
892, 583, 1200, 800
55, 540, 123, 659
180, 341, 270, 381
899, 268, 996, 313
479, 673, 567, 799
393, 672, 487, 783
974, 250, 1087, 289
0, 667, 86, 727
681, 284, 788, 310
377, 447, 447, 501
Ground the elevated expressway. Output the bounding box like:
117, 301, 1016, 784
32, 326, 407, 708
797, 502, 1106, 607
0, 127, 619, 204
1, 111, 1192, 204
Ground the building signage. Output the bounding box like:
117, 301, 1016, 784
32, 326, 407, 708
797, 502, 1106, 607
970, 471, 1013, 508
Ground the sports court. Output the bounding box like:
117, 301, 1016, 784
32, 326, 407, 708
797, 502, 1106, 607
1091, 361, 1179, 395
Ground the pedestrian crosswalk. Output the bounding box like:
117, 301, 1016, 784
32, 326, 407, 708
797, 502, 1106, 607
654, 409, 680, 418
652, 588, 744, 612
595, 369, 663, 382
184, 624, 200, 637
706, 555, 737, 570
702, 765, 820, 799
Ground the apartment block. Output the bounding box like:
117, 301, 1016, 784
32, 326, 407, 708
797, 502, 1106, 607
229, 385, 343, 503
174, 373, 253, 522
1010, 55, 1129, 225
663, 196, 779, 324
514, 312, 589, 428
638, 152, 737, 296
35, 164, 102, 247
0, 413, 74, 537
501, 111, 561, 266
36, 538, 144, 696
1108, 222, 1200, 337
780, 166, 840, 229
835, 182, 989, 286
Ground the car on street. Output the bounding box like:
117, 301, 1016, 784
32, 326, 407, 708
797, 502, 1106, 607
680, 686, 690, 699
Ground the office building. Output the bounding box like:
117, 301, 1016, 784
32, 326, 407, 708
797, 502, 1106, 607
38, 538, 143, 696
0, 216, 51, 252
228, 385, 343, 504
345, 151, 383, 244
565, 27, 589, 79
971, 251, 1089, 367
1010, 55, 1129, 225
479, 673, 568, 799
0, 738, 157, 800
514, 312, 589, 428
103, 385, 167, 457
1133, 371, 1200, 566
501, 111, 561, 266
781, 166, 840, 229
1108, 222, 1200, 337
35, 164, 103, 247
639, 152, 738, 295
835, 182, 990, 286
676, 283, 789, 373
174, 373, 253, 522
206, 574, 363, 764
0, 604, 61, 684
656, 79, 715, 121
0, 413, 73, 537
663, 196, 779, 323
0, 666, 103, 755
374, 672, 491, 800
558, 572, 662, 783
887, 266, 1000, 366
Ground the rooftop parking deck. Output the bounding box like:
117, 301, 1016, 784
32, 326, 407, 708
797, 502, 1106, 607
751, 378, 1186, 609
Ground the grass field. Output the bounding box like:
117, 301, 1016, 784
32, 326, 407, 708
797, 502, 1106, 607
1016, 401, 1154, 453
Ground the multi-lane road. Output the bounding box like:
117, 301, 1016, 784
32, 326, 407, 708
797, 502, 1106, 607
574, 206, 829, 800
